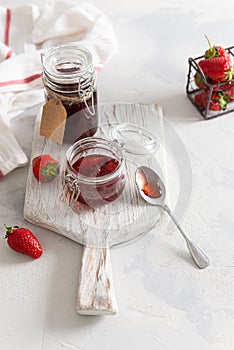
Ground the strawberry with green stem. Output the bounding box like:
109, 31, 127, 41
220, 81, 234, 102
199, 36, 233, 83
4, 225, 43, 259
32, 154, 59, 183
194, 90, 229, 111
204, 35, 227, 59
194, 72, 208, 90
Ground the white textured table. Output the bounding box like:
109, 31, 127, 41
1, 1, 234, 349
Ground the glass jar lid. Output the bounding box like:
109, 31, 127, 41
109, 123, 158, 155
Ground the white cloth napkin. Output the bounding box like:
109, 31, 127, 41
0, 1, 117, 178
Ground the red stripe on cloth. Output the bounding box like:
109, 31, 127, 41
5, 48, 13, 59
4, 8, 11, 46
94, 66, 101, 72
0, 171, 4, 179
0, 73, 42, 87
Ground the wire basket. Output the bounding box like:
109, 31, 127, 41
186, 45, 234, 119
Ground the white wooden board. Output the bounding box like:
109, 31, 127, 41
24, 103, 166, 315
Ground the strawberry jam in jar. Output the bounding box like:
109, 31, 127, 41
42, 44, 98, 144
63, 137, 125, 207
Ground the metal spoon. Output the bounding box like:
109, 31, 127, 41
135, 166, 209, 269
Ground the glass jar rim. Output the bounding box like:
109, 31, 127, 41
41, 44, 94, 85
65, 137, 125, 184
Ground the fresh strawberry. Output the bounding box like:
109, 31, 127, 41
194, 72, 219, 90
194, 90, 229, 111
199, 56, 233, 83
199, 36, 233, 82
32, 154, 59, 182
4, 225, 43, 259
220, 81, 234, 102
194, 72, 207, 89
208, 46, 226, 58
204, 35, 227, 59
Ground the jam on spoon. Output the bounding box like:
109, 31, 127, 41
139, 171, 162, 198
135, 166, 209, 269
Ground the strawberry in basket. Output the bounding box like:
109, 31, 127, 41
194, 90, 229, 111
198, 36, 233, 83
194, 72, 208, 90
194, 72, 218, 90
220, 81, 234, 102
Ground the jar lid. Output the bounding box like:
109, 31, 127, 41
109, 123, 158, 155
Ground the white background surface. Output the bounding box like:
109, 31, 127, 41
1, 1, 234, 349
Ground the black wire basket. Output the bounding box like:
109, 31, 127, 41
186, 46, 234, 119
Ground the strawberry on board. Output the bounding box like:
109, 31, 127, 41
194, 90, 229, 111
32, 154, 59, 182
4, 225, 43, 259
198, 36, 233, 83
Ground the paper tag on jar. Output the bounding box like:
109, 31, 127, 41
40, 99, 67, 145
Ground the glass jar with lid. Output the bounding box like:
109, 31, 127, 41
63, 137, 126, 208
41, 44, 98, 144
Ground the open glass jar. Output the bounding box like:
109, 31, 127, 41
42, 44, 98, 144
63, 137, 126, 208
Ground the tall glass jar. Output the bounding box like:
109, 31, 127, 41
41, 44, 98, 144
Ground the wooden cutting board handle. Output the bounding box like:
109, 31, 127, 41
77, 246, 117, 315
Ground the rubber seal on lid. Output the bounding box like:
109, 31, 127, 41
109, 123, 158, 155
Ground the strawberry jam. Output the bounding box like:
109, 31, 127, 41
64, 137, 125, 208
46, 90, 98, 144
42, 44, 98, 144
73, 155, 119, 178
71, 154, 124, 205
141, 176, 162, 198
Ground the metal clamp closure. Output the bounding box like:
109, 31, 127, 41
65, 173, 80, 205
